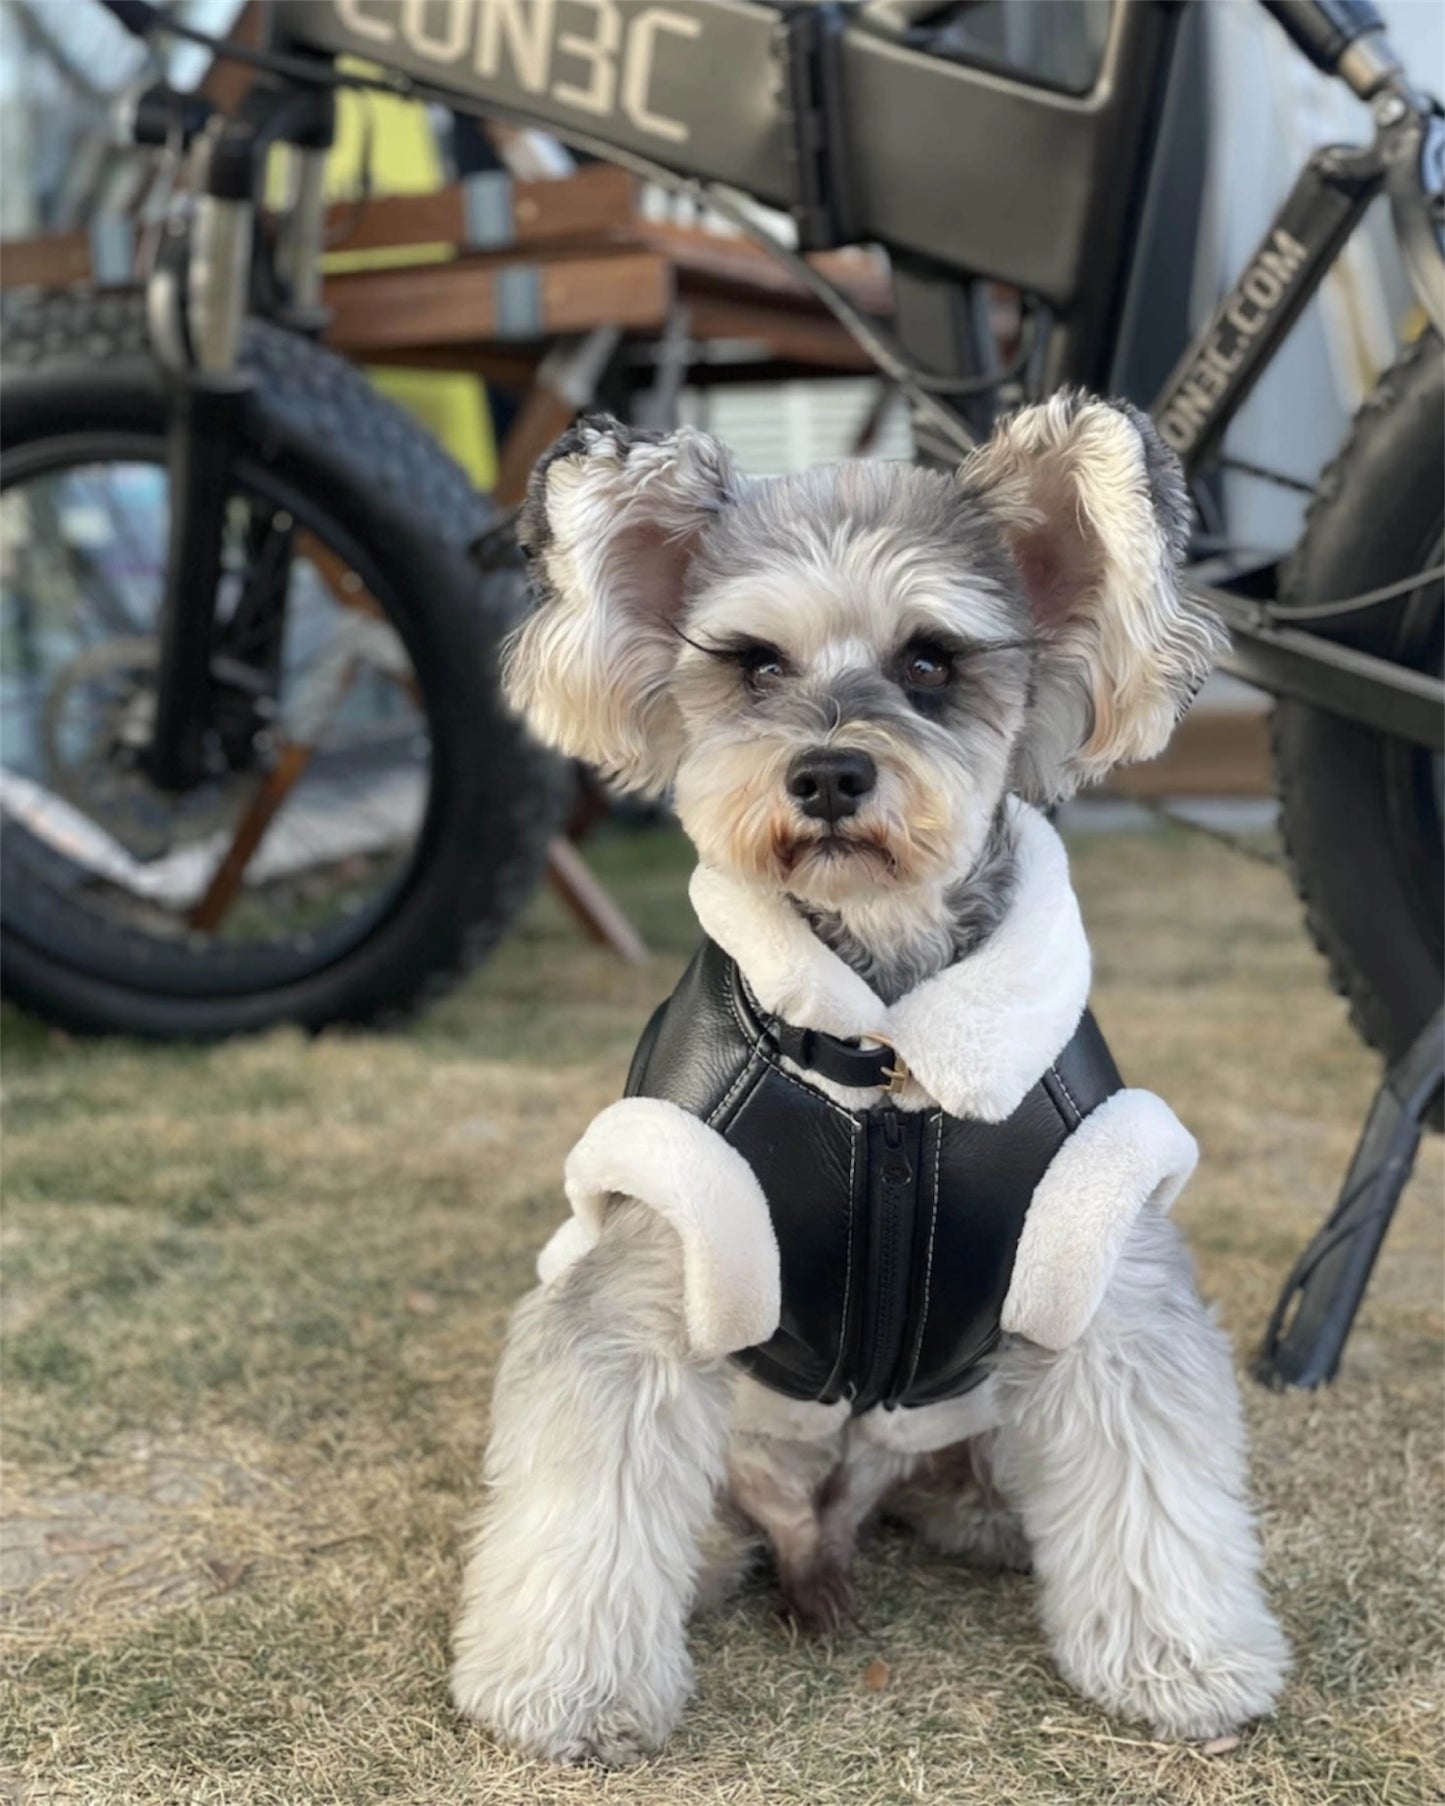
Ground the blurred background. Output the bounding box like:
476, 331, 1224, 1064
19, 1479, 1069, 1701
0, 0, 1437, 960
2, 0, 1438, 874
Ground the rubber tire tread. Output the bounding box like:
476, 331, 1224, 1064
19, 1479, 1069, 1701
0, 289, 560, 1038
1271, 329, 1444, 1086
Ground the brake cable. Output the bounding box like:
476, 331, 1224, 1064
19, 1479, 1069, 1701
1259, 562, 1445, 624
1215, 454, 1316, 495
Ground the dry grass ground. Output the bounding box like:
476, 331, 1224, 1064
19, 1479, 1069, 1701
2, 823, 1441, 1806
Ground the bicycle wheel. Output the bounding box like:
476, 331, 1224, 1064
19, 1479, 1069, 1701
1, 290, 558, 1037
1272, 331, 1443, 1087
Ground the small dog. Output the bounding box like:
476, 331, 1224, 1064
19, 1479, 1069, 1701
451, 396, 1289, 1766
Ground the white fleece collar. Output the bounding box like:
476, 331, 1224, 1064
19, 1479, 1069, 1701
688, 801, 1090, 1124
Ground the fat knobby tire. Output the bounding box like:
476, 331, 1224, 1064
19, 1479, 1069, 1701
1272, 330, 1444, 1094
1, 289, 560, 1037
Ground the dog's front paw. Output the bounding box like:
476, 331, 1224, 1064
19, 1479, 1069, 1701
1060, 1618, 1290, 1743
551, 1706, 668, 1768
452, 1645, 690, 1768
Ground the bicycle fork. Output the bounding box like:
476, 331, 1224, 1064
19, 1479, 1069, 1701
144, 85, 333, 793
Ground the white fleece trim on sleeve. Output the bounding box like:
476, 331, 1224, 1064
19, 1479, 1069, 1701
1000, 1087, 1198, 1351
883, 803, 1092, 1122
537, 1097, 781, 1360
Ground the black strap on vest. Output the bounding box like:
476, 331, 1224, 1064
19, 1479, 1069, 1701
770, 1021, 897, 1090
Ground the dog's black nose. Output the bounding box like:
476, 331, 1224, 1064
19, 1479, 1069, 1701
785, 747, 877, 823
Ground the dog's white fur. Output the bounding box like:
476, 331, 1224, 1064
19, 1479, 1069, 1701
452, 1203, 733, 1766
455, 1207, 1286, 1760
452, 398, 1287, 1764
995, 1207, 1287, 1737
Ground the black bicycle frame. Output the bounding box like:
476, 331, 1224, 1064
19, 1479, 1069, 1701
273, 0, 1182, 349
138, 0, 1442, 783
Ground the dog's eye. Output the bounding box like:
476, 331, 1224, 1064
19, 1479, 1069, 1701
901, 644, 953, 691
736, 643, 787, 692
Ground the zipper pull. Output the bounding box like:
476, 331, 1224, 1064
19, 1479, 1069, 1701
879, 1106, 911, 1178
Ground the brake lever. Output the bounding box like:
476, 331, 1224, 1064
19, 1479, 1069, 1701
1379, 96, 1445, 338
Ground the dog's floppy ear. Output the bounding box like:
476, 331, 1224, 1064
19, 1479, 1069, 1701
503, 415, 739, 793
960, 394, 1224, 800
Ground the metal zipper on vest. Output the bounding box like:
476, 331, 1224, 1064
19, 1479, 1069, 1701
851, 1105, 924, 1415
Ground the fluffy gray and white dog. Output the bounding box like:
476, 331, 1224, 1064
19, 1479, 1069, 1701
450, 396, 1289, 1765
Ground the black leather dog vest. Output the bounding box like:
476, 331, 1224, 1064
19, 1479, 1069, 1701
625, 938, 1123, 1414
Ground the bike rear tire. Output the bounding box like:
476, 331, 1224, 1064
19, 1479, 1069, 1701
1, 290, 558, 1038
1272, 330, 1444, 1095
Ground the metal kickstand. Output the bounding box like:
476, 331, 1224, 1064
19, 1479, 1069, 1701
1254, 1007, 1444, 1390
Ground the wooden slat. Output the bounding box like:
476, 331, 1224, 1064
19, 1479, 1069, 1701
322, 250, 673, 353
681, 293, 876, 371
0, 232, 96, 290
318, 177, 893, 318
541, 253, 671, 333
634, 222, 893, 315
323, 164, 637, 257
0, 172, 638, 295
1106, 709, 1272, 799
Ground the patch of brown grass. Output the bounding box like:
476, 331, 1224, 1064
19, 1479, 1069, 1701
2, 823, 1441, 1805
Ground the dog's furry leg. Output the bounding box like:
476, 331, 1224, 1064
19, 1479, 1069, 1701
729, 1430, 914, 1633
809, 1435, 918, 1621
884, 1434, 1032, 1572
993, 1209, 1289, 1740
728, 1428, 850, 1633
692, 1495, 763, 1611
451, 1202, 731, 1766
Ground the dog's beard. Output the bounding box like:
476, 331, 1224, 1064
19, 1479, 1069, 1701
773, 825, 899, 902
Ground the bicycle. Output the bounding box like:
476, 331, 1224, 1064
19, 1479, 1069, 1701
2, 0, 1440, 1089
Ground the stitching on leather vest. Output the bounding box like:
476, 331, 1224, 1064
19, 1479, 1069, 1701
706, 1042, 765, 1132
1051, 1062, 1083, 1122
901, 1115, 945, 1397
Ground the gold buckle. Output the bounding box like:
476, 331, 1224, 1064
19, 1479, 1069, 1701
860, 1032, 910, 1097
